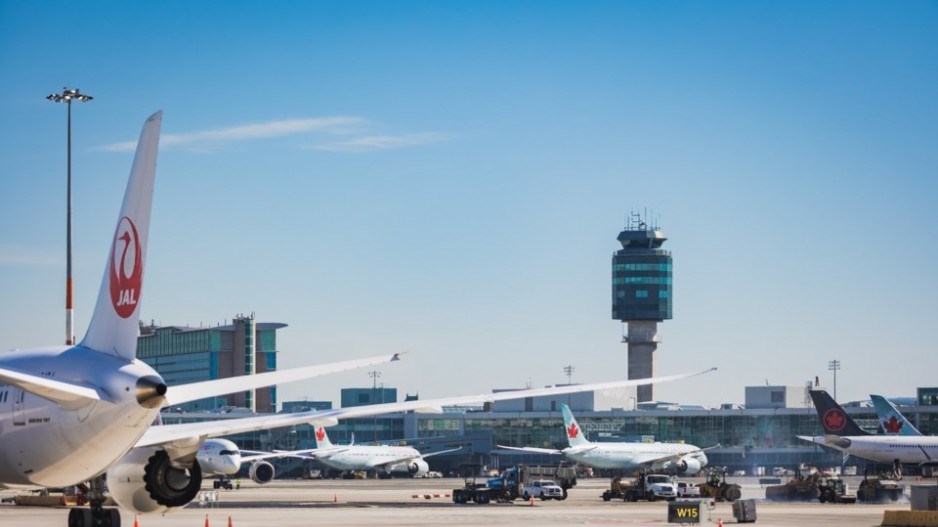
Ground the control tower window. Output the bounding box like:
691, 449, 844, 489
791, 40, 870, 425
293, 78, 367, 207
635, 290, 648, 298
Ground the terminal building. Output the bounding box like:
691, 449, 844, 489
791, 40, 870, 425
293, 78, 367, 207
137, 314, 286, 412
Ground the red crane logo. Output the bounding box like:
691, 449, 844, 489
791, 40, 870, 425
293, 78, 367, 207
108, 217, 143, 319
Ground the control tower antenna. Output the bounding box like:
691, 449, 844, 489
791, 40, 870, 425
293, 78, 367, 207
612, 210, 672, 402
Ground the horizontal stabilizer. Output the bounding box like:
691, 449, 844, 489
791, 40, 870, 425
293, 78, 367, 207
0, 366, 103, 407
163, 352, 403, 406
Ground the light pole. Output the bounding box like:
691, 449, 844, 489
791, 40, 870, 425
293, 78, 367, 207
369, 370, 381, 443
563, 365, 575, 408
828, 359, 841, 401
46, 87, 93, 345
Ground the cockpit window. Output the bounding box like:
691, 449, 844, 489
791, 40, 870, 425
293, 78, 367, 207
219, 450, 240, 456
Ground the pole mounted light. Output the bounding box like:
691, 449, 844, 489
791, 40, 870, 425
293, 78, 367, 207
828, 359, 841, 401
46, 87, 93, 345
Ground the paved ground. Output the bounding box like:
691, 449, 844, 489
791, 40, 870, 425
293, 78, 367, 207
0, 477, 909, 526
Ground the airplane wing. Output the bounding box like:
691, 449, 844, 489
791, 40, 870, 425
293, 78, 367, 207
135, 367, 715, 449
162, 352, 402, 407
239, 447, 343, 463
497, 445, 563, 455
0, 365, 104, 407
420, 446, 462, 459
636, 444, 719, 466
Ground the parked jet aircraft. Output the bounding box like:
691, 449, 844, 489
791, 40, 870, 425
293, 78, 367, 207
0, 112, 715, 526
196, 438, 299, 487
498, 403, 710, 475
302, 426, 458, 478
870, 394, 922, 437
798, 390, 938, 476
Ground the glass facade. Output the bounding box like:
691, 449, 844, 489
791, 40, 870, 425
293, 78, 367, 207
612, 253, 673, 321
138, 318, 284, 412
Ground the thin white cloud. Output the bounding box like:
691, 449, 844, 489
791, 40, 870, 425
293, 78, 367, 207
311, 132, 450, 153
0, 246, 61, 267
99, 116, 366, 152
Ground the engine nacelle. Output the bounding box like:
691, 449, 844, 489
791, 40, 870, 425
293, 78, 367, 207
677, 456, 703, 476
249, 460, 275, 484
107, 447, 202, 514
386, 459, 429, 477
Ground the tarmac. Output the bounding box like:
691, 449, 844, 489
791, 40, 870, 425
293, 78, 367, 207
0, 476, 910, 527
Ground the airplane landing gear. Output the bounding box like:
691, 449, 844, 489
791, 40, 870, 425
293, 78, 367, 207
892, 459, 903, 480
213, 477, 234, 490
68, 477, 121, 527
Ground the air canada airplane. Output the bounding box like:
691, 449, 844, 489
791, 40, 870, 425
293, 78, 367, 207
0, 112, 715, 527
499, 403, 710, 475
302, 425, 459, 478
798, 390, 938, 477
870, 394, 922, 437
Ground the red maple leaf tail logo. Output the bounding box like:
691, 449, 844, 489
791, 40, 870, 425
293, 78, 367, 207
315, 427, 326, 442
567, 423, 579, 439
883, 416, 903, 434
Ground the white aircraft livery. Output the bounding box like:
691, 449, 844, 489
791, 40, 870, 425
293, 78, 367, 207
798, 390, 938, 476
499, 404, 710, 475
305, 426, 458, 477
0, 112, 716, 527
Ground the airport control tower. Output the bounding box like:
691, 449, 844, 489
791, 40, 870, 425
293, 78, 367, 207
612, 212, 673, 403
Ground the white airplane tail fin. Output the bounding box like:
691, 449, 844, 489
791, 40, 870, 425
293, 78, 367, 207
560, 403, 590, 448
80, 111, 162, 360
314, 425, 334, 448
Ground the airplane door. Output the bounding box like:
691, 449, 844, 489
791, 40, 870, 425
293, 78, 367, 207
13, 389, 26, 426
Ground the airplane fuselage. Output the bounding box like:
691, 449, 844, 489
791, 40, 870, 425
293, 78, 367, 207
316, 445, 423, 474
0, 346, 162, 488
566, 443, 707, 471
809, 435, 938, 465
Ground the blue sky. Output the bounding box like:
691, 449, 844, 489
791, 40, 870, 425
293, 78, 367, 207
1, 1, 936, 409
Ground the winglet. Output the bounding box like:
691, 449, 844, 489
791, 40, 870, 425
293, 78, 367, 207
81, 111, 162, 360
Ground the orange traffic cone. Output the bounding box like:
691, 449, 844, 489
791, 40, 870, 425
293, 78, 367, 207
204, 514, 210, 527
529, 496, 535, 506
227, 516, 233, 527
133, 514, 139, 527
718, 518, 723, 527
334, 493, 338, 503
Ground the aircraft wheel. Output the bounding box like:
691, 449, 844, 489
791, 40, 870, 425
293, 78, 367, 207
523, 492, 530, 501
68, 508, 92, 527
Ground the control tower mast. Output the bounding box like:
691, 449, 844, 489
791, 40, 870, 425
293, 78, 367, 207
612, 211, 673, 403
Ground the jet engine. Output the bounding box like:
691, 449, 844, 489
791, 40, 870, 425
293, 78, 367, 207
249, 460, 275, 484
408, 459, 429, 476
386, 459, 429, 477
677, 456, 703, 476
107, 447, 203, 514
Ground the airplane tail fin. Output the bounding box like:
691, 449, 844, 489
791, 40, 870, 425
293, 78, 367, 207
80, 112, 162, 360
314, 425, 334, 448
560, 403, 590, 448
809, 390, 869, 436
870, 394, 922, 436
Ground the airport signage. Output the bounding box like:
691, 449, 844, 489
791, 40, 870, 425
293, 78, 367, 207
667, 500, 702, 524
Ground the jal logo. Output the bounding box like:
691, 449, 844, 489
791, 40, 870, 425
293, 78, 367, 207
109, 216, 143, 318
882, 416, 904, 434
316, 427, 326, 442
567, 422, 579, 439
822, 408, 847, 432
